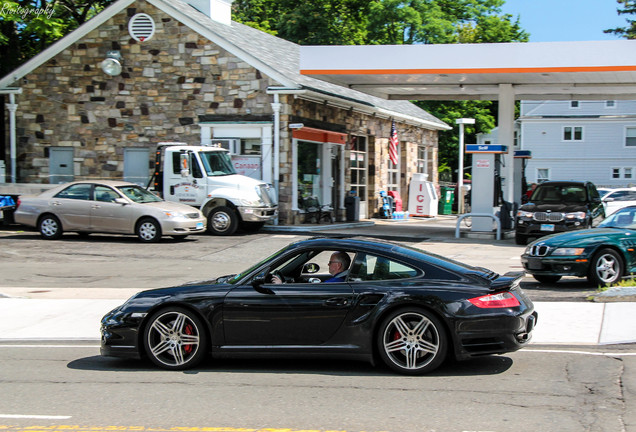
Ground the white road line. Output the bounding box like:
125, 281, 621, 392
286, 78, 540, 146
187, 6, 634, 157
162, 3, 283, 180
0, 344, 99, 348
0, 414, 72, 419
522, 348, 636, 356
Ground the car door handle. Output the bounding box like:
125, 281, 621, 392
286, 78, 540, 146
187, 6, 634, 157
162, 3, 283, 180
325, 297, 349, 307
52, 201, 62, 206
92, 204, 101, 209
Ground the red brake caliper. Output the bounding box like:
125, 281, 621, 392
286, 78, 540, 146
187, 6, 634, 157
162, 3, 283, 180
183, 324, 194, 354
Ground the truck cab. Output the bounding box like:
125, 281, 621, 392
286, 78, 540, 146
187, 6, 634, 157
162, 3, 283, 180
153, 143, 277, 235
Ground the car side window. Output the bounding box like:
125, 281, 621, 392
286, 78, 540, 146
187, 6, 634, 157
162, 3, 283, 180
94, 186, 120, 203
54, 184, 92, 201
588, 184, 600, 201
348, 253, 419, 281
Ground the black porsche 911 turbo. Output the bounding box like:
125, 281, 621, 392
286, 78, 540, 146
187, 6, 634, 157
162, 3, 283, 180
101, 237, 537, 375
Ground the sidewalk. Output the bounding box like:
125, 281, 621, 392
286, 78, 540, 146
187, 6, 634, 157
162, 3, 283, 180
1, 215, 635, 346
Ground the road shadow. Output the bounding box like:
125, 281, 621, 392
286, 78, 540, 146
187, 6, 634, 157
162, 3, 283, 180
68, 354, 513, 377
521, 277, 598, 301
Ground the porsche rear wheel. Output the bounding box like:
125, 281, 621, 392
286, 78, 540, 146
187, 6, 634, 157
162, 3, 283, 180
377, 308, 447, 375
143, 307, 207, 370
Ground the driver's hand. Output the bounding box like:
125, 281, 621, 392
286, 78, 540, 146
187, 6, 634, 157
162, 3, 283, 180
271, 275, 283, 284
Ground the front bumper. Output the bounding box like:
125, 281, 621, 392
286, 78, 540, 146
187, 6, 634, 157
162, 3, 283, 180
521, 254, 589, 277
100, 306, 144, 359
160, 216, 207, 235
238, 206, 278, 222
515, 219, 586, 236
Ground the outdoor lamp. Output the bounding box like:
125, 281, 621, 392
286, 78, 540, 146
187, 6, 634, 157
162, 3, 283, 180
101, 50, 123, 76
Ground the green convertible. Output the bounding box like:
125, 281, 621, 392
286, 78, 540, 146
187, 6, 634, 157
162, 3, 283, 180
521, 206, 636, 286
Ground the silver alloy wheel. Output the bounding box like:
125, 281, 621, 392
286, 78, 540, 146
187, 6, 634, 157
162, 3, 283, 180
212, 211, 231, 231
146, 310, 201, 368
594, 252, 620, 284
40, 217, 59, 237
381, 311, 440, 371
138, 220, 158, 241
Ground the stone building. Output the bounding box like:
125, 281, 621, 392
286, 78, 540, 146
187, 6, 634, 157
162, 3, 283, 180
0, 0, 449, 224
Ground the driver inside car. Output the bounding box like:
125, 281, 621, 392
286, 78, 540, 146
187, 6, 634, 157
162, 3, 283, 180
271, 251, 351, 284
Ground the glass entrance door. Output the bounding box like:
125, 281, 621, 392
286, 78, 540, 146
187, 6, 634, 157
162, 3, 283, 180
297, 141, 321, 200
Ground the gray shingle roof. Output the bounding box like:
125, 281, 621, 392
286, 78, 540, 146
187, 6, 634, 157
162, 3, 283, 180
168, 0, 448, 129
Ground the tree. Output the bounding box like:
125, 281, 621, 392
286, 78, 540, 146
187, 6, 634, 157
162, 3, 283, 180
605, 0, 636, 39
0, 0, 116, 76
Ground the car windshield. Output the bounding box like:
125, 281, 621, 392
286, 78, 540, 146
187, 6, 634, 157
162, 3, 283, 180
117, 185, 163, 203
530, 184, 587, 203
598, 208, 636, 229
199, 151, 236, 176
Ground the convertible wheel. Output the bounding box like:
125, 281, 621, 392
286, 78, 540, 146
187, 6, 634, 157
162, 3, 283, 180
587, 248, 623, 287
38, 214, 63, 240
207, 206, 238, 236
143, 307, 207, 370
137, 218, 161, 242
532, 274, 562, 284
377, 308, 447, 375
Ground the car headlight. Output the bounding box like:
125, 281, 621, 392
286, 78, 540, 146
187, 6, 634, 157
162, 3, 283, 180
163, 211, 185, 218
517, 210, 533, 218
552, 247, 585, 256
240, 198, 265, 207
565, 211, 586, 220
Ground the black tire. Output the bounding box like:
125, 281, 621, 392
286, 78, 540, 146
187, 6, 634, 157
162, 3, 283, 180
587, 248, 623, 287
207, 206, 238, 236
136, 218, 161, 242
514, 232, 527, 245
38, 214, 63, 240
143, 307, 207, 370
532, 274, 562, 284
376, 308, 447, 375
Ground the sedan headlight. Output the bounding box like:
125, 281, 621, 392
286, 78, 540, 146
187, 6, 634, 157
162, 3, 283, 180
163, 211, 185, 218
517, 210, 533, 218
552, 247, 586, 256
564, 211, 586, 220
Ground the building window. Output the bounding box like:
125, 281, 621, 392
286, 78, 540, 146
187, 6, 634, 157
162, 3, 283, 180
417, 145, 428, 175
570, 101, 580, 108
612, 168, 621, 179
625, 168, 633, 179
387, 145, 400, 192
626, 127, 636, 147
350, 135, 367, 202
563, 126, 583, 141
537, 168, 550, 183
606, 100, 616, 108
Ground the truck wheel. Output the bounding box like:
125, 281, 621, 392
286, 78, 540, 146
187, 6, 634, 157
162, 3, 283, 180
207, 206, 238, 236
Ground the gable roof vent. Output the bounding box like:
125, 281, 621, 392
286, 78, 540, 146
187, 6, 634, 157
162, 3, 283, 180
128, 13, 156, 42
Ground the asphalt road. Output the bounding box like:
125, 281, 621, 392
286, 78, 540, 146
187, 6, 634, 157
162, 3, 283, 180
0, 225, 599, 302
0, 344, 634, 432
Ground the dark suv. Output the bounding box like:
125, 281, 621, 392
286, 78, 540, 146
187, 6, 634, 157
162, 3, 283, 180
515, 181, 605, 245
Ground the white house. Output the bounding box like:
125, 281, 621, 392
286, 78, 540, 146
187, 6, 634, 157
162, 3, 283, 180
478, 100, 636, 189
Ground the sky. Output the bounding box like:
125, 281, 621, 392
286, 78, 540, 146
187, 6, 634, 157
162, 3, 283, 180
500, 0, 628, 42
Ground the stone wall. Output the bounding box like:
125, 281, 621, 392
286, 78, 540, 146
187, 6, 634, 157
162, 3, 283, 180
11, 1, 277, 183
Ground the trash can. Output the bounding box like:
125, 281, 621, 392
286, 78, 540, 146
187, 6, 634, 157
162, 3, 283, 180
345, 191, 360, 222
438, 186, 455, 215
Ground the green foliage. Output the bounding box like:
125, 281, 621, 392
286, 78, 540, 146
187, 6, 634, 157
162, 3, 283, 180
0, 0, 116, 75
605, 0, 636, 39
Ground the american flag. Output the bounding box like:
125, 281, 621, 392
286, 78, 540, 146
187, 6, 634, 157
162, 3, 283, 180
389, 121, 399, 165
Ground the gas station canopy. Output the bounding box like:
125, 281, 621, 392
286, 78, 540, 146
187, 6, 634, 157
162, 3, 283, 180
299, 40, 636, 101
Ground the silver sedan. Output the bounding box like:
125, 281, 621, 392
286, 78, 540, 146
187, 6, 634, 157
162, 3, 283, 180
14, 180, 206, 242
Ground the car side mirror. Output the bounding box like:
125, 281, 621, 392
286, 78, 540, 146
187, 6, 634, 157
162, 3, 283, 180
114, 198, 128, 205
303, 262, 319, 274
603, 197, 613, 203
251, 274, 274, 294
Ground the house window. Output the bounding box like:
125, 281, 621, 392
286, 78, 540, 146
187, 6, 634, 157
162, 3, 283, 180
606, 100, 616, 108
612, 168, 621, 179
349, 135, 367, 203
537, 168, 550, 183
570, 101, 580, 108
625, 168, 633, 179
626, 127, 636, 147
563, 126, 583, 141
387, 144, 400, 192
417, 145, 428, 175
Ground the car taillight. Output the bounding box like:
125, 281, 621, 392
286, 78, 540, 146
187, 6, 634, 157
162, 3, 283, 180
16, 197, 20, 208
468, 291, 520, 308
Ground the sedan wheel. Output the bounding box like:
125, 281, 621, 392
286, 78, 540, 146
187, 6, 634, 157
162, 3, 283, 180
137, 218, 161, 242
38, 214, 63, 240
587, 248, 623, 286
377, 308, 447, 375
143, 308, 207, 370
